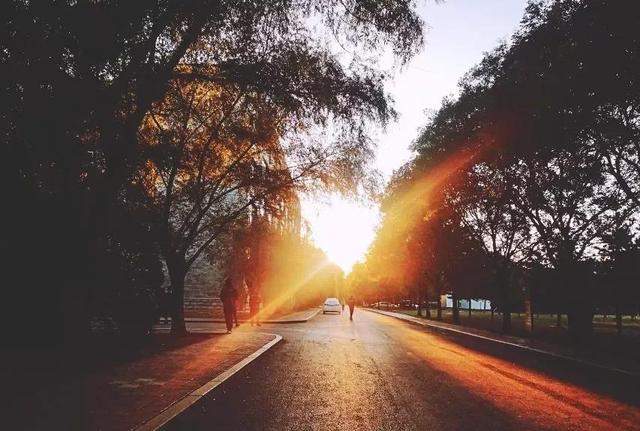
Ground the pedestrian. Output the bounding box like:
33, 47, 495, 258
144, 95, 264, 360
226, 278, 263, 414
249, 290, 262, 327
220, 278, 236, 334
348, 295, 356, 321
232, 283, 240, 328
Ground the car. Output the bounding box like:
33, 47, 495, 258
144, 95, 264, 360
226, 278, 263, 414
400, 300, 417, 309
322, 297, 342, 314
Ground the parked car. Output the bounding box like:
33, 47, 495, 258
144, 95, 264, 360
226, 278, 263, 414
322, 297, 342, 314
400, 300, 418, 309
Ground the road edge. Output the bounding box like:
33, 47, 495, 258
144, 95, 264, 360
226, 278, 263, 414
265, 307, 321, 324
134, 333, 283, 431
364, 308, 639, 378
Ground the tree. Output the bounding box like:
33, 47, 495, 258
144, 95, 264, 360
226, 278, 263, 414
360, 0, 640, 346
2, 0, 425, 345
457, 162, 534, 332
410, 0, 640, 343
505, 145, 632, 341
511, 1, 640, 209
2, 0, 424, 199
600, 225, 640, 334
138, 47, 399, 331
137, 77, 297, 333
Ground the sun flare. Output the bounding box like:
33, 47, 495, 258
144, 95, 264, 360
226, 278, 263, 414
301, 195, 380, 274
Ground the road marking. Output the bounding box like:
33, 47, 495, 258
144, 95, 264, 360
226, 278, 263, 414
134, 333, 283, 431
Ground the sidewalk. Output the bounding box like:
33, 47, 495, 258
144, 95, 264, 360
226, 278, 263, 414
185, 307, 321, 324
9, 329, 280, 430
365, 308, 640, 377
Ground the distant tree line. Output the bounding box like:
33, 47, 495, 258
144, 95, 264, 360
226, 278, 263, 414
356, 0, 640, 345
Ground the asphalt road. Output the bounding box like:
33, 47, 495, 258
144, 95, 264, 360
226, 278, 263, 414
166, 309, 640, 431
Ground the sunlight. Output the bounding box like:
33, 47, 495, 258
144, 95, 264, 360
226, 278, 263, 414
382, 138, 497, 243
301, 195, 380, 274
256, 258, 331, 321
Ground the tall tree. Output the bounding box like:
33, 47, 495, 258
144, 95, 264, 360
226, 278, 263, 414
600, 225, 640, 334
137, 71, 384, 332
360, 0, 640, 346
2, 0, 425, 344
457, 162, 534, 332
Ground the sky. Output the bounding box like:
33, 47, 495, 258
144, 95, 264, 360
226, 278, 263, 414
301, 0, 530, 273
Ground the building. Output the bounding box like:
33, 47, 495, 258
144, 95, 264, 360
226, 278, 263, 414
441, 294, 491, 310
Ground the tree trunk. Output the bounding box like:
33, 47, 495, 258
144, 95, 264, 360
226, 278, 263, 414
496, 260, 512, 333
468, 299, 472, 317
435, 284, 443, 320
502, 309, 512, 333
556, 312, 562, 327
524, 290, 533, 334
565, 262, 594, 349
167, 258, 187, 335
425, 297, 431, 319
452, 291, 460, 325
499, 276, 511, 333
615, 303, 622, 335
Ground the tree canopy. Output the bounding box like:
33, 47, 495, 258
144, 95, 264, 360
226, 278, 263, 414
2, 0, 424, 342
357, 0, 640, 343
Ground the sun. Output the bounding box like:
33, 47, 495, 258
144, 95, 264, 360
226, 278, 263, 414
301, 194, 380, 273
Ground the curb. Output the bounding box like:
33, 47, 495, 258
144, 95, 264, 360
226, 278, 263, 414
186, 308, 321, 324
266, 308, 321, 324
134, 333, 283, 431
365, 308, 640, 378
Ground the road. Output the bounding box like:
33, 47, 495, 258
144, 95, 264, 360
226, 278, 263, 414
166, 309, 640, 430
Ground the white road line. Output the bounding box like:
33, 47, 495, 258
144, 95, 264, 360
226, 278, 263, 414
134, 333, 283, 431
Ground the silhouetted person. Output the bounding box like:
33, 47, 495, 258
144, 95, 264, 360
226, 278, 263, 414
348, 295, 356, 321
220, 278, 236, 334
250, 290, 262, 327
232, 285, 240, 328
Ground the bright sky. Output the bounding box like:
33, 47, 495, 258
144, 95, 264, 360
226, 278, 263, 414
301, 0, 530, 273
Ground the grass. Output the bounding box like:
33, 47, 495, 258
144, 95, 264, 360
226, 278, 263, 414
397, 309, 640, 331
391, 308, 640, 363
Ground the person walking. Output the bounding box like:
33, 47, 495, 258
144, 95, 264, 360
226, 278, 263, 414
249, 290, 262, 327
231, 282, 240, 328
220, 278, 236, 334
232, 284, 240, 328
348, 295, 356, 321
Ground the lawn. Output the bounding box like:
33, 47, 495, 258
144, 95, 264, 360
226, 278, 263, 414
393, 308, 639, 363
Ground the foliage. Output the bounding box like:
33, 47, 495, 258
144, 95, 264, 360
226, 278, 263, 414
1, 1, 424, 342
357, 0, 640, 341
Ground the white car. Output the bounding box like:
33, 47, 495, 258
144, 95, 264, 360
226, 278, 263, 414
322, 297, 342, 314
